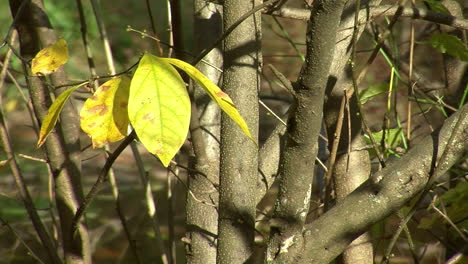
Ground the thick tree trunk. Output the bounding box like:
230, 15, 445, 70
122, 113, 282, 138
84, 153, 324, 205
265, 0, 347, 262
185, 1, 223, 264
217, 0, 261, 263
10, 1, 90, 263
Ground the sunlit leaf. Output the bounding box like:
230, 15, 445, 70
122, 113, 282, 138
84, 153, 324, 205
80, 76, 130, 148
31, 39, 69, 76
359, 83, 389, 104
129, 53, 190, 167
37, 84, 82, 147
164, 58, 254, 143
429, 33, 468, 61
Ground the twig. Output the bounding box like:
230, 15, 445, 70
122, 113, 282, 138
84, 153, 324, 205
431, 196, 467, 241
268, 64, 295, 96
272, 16, 305, 61
169, 165, 218, 207
192, 0, 284, 65
75, 0, 99, 89
166, 0, 174, 57
381, 105, 468, 263
0, 0, 28, 62
259, 100, 287, 126
115, 194, 142, 264
53, 60, 139, 89
167, 164, 177, 264
130, 142, 170, 264
99, 3, 148, 258
324, 89, 348, 209
406, 0, 416, 142
18, 154, 47, 163
91, 0, 116, 75
0, 85, 62, 264
0, 218, 46, 264
72, 131, 136, 239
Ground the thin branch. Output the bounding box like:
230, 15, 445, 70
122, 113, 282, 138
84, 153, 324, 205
192, 0, 284, 65
89, 0, 141, 263
75, 0, 99, 89
431, 197, 467, 241
0, 86, 62, 264
130, 142, 170, 264
72, 131, 136, 239
0, 218, 47, 264
90, 0, 116, 74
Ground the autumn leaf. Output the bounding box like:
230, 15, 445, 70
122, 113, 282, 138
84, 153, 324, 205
31, 39, 69, 76
164, 58, 255, 143
37, 84, 82, 147
80, 76, 131, 148
128, 53, 191, 167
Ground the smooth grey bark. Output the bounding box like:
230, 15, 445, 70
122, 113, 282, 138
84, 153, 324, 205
265, 0, 347, 262
217, 0, 261, 263
10, 1, 90, 263
299, 105, 468, 263
185, 1, 222, 264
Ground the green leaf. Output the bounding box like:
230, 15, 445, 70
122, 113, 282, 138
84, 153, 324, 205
429, 33, 468, 61
32, 39, 69, 76
369, 128, 403, 149
365, 128, 403, 158
423, 0, 450, 15
129, 53, 191, 167
80, 76, 131, 148
359, 82, 389, 104
164, 58, 255, 144
37, 84, 82, 147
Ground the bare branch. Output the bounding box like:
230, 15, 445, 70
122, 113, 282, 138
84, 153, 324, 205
268, 5, 468, 31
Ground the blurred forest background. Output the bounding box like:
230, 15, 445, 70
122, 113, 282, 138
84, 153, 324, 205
0, 0, 467, 263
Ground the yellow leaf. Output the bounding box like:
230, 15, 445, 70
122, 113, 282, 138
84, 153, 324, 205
37, 84, 82, 147
129, 53, 191, 167
164, 58, 254, 143
80, 77, 130, 148
32, 39, 69, 76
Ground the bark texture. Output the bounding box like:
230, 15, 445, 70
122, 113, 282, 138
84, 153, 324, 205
323, 1, 383, 262
217, 0, 261, 263
265, 0, 347, 262
10, 1, 90, 263
185, 1, 223, 264
300, 105, 468, 263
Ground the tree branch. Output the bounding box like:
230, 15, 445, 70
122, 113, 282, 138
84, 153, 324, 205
185, 1, 223, 263
268, 5, 468, 31
265, 0, 347, 261
217, 0, 261, 262
299, 104, 468, 263
10, 1, 90, 263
